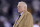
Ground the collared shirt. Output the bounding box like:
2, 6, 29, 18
20, 12, 23, 16
16, 12, 23, 24
19, 12, 23, 18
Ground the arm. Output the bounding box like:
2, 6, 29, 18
24, 13, 33, 27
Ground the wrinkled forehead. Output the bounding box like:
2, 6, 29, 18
17, 2, 24, 6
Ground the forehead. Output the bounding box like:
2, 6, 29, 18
17, 2, 24, 6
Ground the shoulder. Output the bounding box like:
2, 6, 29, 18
25, 11, 32, 16
25, 11, 33, 19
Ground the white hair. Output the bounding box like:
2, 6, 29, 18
18, 1, 27, 10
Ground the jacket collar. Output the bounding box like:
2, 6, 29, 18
15, 11, 27, 26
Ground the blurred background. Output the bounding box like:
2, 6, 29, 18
0, 0, 40, 27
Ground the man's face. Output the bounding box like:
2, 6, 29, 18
17, 3, 24, 13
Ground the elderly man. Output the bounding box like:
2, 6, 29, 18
13, 1, 33, 27
0, 16, 11, 27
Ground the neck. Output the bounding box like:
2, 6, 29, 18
19, 12, 23, 14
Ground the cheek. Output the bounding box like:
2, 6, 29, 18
21, 8, 24, 11
18, 9, 21, 11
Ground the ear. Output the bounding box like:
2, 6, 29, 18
24, 6, 27, 11
24, 6, 26, 9
24, 6, 26, 10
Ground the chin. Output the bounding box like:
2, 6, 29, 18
18, 11, 20, 13
18, 11, 20, 12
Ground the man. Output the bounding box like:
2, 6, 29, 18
33, 21, 40, 27
0, 16, 11, 27
13, 1, 33, 27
